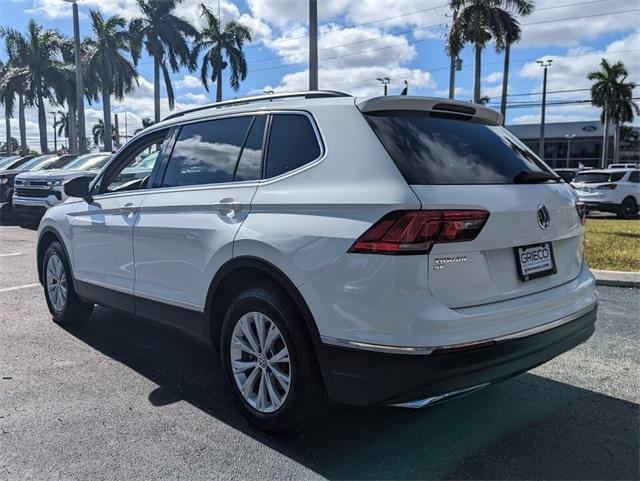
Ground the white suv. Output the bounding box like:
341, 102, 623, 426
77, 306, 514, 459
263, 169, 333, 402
571, 169, 640, 218
36, 92, 597, 433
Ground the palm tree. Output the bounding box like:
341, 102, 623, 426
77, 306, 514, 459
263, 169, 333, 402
191, 3, 251, 102
18, 20, 68, 154
497, 1, 533, 124
447, 0, 532, 103
54, 110, 69, 139
588, 59, 639, 167
86, 10, 138, 152
0, 28, 34, 155
129, 0, 198, 123
134, 116, 155, 135
0, 59, 14, 154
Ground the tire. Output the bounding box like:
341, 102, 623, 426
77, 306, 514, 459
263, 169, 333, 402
617, 197, 638, 219
42, 241, 94, 326
220, 286, 331, 433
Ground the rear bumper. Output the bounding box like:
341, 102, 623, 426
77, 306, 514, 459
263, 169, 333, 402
580, 200, 619, 212
322, 303, 596, 406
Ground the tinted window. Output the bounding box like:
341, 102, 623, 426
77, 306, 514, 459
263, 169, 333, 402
164, 116, 252, 187
235, 116, 265, 182
629, 171, 640, 183
265, 114, 321, 179
20, 155, 58, 171
365, 112, 555, 185
574, 172, 625, 183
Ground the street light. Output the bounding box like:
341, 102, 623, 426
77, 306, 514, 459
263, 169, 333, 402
62, 0, 87, 154
49, 112, 57, 153
309, 0, 318, 90
376, 77, 390, 96
537, 59, 553, 160
564, 133, 576, 168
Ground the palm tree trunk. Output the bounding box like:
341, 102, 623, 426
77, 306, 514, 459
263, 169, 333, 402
18, 93, 27, 156
4, 111, 10, 155
613, 122, 620, 162
102, 84, 113, 153
601, 105, 609, 169
68, 101, 78, 154
216, 57, 223, 102
153, 57, 161, 123
473, 42, 482, 103
500, 42, 510, 125
37, 85, 48, 154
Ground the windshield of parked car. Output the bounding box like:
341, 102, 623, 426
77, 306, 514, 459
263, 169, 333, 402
126, 150, 158, 171
44, 154, 80, 170
0, 156, 19, 169
573, 172, 626, 183
64, 154, 111, 172
19, 155, 59, 171
364, 111, 556, 184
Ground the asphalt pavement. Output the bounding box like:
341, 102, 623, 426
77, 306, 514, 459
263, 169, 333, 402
0, 224, 638, 481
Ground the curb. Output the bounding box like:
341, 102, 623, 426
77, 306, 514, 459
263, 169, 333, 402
592, 269, 640, 288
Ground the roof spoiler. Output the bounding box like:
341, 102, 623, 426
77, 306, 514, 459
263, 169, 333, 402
356, 96, 503, 126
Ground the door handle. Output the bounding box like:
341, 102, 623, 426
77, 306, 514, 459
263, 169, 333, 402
119, 203, 138, 215
213, 199, 243, 213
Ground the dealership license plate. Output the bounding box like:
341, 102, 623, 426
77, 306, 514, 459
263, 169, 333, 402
515, 242, 557, 281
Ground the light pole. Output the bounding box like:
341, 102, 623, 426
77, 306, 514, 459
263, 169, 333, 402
537, 59, 553, 160
309, 0, 318, 90
564, 134, 576, 168
63, 0, 87, 154
376, 77, 390, 96
49, 112, 58, 153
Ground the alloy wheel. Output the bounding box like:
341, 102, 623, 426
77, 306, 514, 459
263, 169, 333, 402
46, 254, 67, 313
229, 311, 291, 413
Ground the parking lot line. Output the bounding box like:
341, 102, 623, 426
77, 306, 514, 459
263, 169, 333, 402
0, 253, 24, 258
0, 283, 40, 293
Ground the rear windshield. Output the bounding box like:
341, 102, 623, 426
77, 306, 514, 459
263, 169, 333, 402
364, 111, 555, 185
574, 172, 625, 183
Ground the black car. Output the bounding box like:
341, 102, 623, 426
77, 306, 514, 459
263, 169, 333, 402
0, 155, 35, 171
0, 154, 78, 205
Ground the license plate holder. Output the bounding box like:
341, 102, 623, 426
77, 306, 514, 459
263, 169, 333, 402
514, 242, 557, 282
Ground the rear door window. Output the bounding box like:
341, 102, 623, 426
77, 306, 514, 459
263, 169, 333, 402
265, 114, 321, 179
364, 111, 555, 185
163, 116, 252, 187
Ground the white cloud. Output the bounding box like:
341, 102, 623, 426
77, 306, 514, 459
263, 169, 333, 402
175, 74, 203, 89
483, 71, 503, 84
263, 65, 435, 98
518, 0, 640, 47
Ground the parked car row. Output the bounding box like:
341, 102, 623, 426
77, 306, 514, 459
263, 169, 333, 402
553, 167, 639, 218
0, 153, 112, 219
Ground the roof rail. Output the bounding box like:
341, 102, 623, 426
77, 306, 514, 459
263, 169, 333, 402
163, 90, 352, 121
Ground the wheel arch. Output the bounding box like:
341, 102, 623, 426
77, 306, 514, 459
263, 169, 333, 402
37, 226, 73, 287
204, 256, 336, 399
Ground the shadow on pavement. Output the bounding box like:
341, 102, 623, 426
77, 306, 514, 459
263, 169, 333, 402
65, 307, 639, 481
0, 203, 39, 230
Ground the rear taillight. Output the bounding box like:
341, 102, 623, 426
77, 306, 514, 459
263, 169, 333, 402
575, 202, 586, 225
597, 183, 617, 190
349, 210, 489, 255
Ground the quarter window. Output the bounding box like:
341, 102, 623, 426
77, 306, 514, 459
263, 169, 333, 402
265, 114, 321, 179
163, 116, 253, 187
629, 170, 639, 183
234, 116, 266, 182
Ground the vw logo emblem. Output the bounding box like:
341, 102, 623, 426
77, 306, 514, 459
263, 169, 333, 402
537, 204, 551, 229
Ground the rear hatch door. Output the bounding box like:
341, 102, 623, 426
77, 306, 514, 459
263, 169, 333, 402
361, 101, 584, 308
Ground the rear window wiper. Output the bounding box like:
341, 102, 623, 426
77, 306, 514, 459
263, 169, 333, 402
513, 170, 559, 184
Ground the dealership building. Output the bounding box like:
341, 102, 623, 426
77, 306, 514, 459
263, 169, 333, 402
506, 121, 640, 168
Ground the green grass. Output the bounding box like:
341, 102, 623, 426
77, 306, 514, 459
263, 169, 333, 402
584, 219, 640, 271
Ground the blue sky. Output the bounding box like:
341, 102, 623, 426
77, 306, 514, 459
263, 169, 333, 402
1, 0, 639, 149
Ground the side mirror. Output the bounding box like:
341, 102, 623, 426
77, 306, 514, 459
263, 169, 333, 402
64, 175, 93, 203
